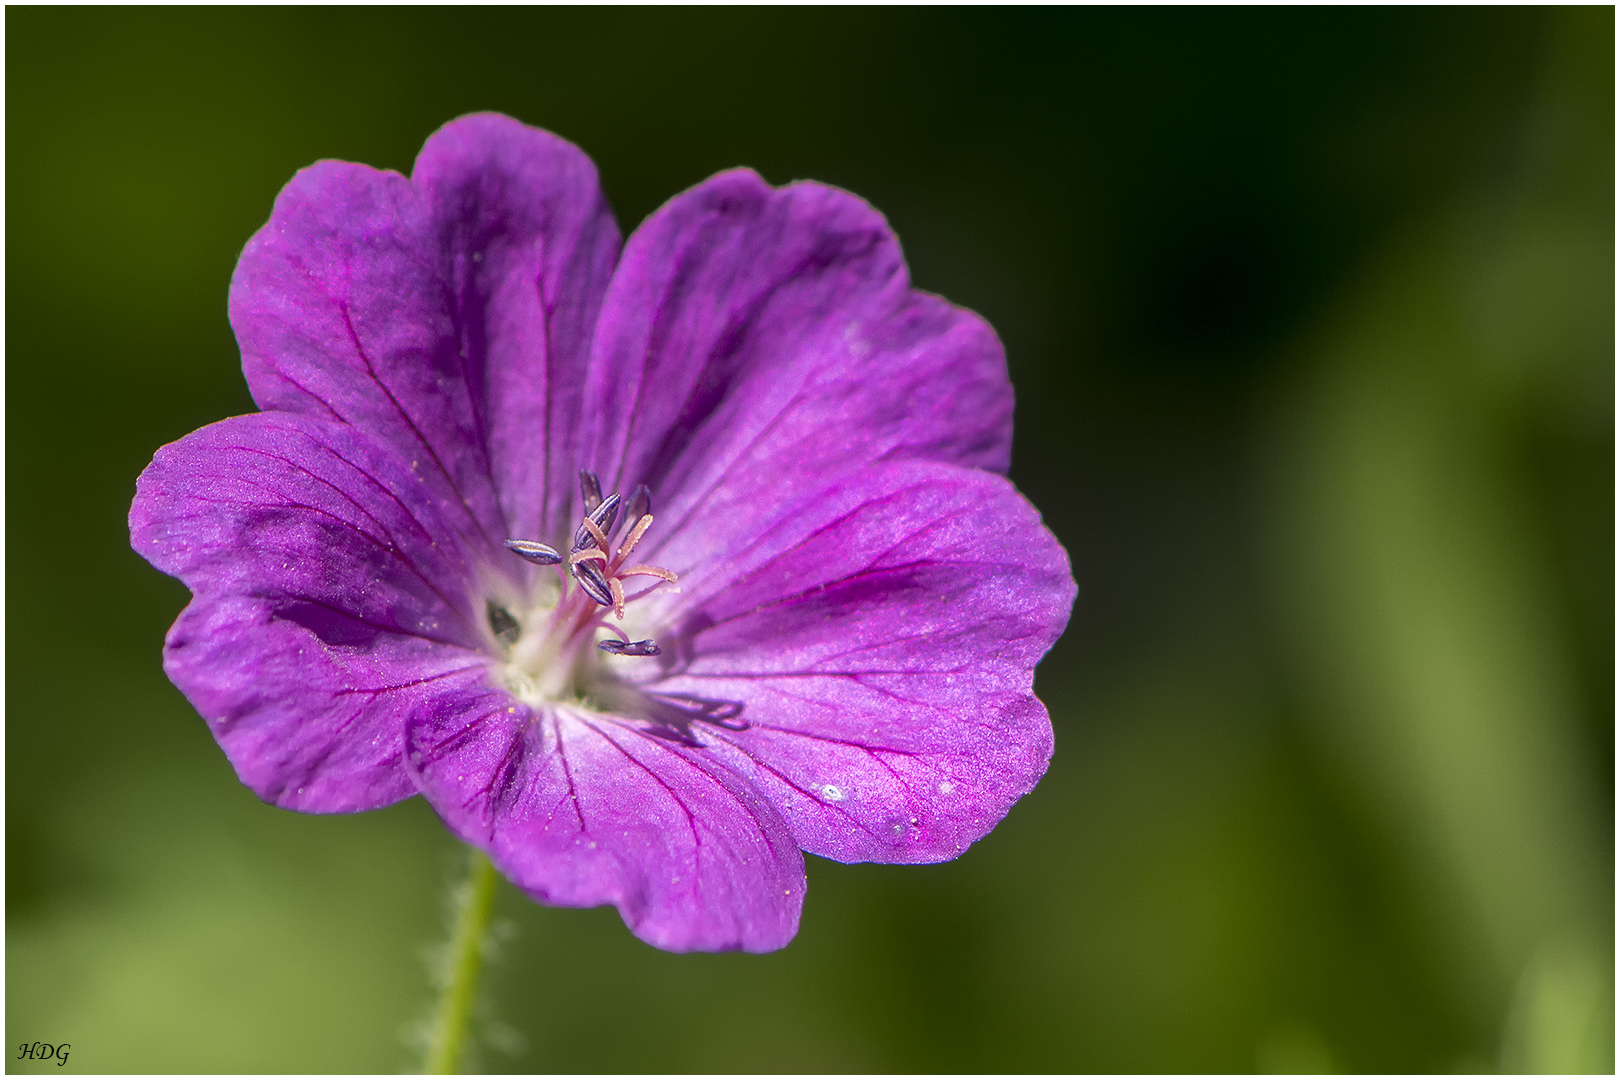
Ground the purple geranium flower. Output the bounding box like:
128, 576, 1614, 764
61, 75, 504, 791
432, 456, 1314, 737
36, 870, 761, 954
129, 113, 1074, 953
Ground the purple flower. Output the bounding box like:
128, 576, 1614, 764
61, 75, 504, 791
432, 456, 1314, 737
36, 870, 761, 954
129, 114, 1075, 953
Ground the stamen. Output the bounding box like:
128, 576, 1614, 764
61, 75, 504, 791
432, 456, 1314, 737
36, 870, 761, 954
579, 469, 603, 513
580, 518, 610, 553
616, 514, 654, 564
503, 538, 562, 565
624, 484, 651, 527
618, 564, 678, 584
505, 475, 680, 656
492, 477, 683, 696
598, 637, 661, 657
573, 493, 620, 553
574, 560, 615, 606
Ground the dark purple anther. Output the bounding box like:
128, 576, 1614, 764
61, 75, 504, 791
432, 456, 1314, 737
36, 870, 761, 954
572, 492, 620, 553
624, 484, 651, 525
504, 538, 563, 565
573, 559, 614, 606
579, 469, 603, 514
599, 637, 660, 657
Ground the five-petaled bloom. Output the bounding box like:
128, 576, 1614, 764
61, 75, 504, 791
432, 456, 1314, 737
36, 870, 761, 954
129, 114, 1075, 952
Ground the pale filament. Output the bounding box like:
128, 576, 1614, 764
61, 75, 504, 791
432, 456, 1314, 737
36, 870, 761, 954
576, 513, 677, 619
617, 514, 653, 562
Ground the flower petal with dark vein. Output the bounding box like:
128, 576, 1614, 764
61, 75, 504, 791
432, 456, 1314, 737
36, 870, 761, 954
129, 112, 1075, 953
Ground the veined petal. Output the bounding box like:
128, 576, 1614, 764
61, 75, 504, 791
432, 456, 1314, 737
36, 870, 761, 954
412, 114, 622, 544
130, 412, 493, 810
164, 597, 491, 813
230, 113, 620, 562
577, 169, 1013, 572
405, 699, 806, 953
634, 461, 1074, 864
131, 413, 483, 644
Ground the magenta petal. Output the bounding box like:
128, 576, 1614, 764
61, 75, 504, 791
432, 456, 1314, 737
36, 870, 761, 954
412, 114, 622, 543
230, 113, 620, 559
163, 598, 491, 812
575, 169, 1014, 556
405, 700, 806, 953
131, 413, 483, 646
130, 412, 494, 810
641, 461, 1074, 864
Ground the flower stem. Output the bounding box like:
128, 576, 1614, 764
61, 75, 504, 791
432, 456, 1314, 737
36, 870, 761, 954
423, 846, 499, 1074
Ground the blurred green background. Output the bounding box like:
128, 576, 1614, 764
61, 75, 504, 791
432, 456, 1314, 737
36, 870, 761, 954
6, 7, 1612, 1073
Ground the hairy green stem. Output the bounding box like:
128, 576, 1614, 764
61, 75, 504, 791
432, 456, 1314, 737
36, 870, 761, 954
423, 847, 499, 1074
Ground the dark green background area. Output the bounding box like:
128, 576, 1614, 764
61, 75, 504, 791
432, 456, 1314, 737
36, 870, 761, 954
6, 7, 1612, 1073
